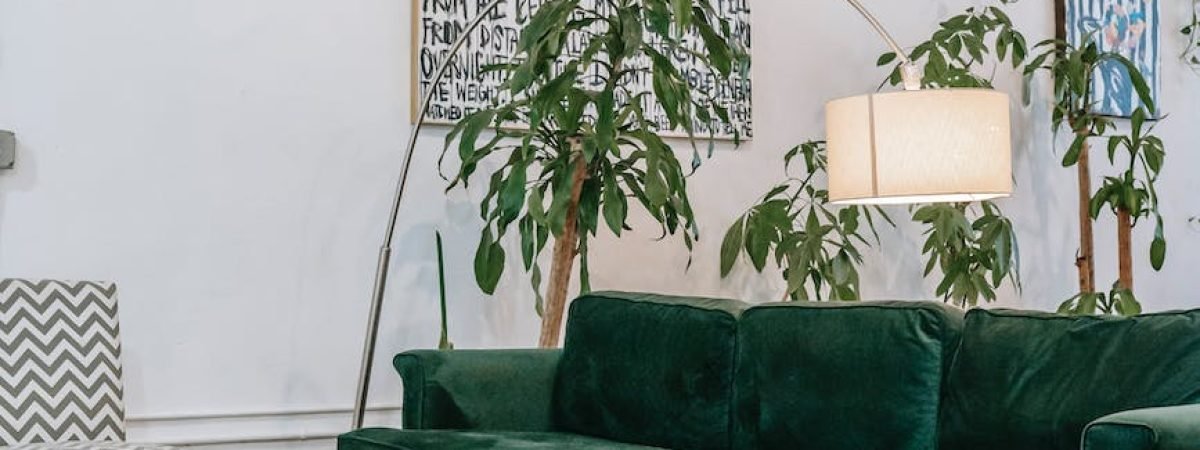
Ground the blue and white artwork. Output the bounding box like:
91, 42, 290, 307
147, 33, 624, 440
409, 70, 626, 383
1066, 0, 1160, 117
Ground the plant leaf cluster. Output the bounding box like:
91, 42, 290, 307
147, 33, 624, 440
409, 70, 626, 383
719, 141, 892, 301
1058, 282, 1142, 316
877, 0, 1025, 89
441, 0, 746, 312
912, 202, 1021, 307
875, 0, 1026, 307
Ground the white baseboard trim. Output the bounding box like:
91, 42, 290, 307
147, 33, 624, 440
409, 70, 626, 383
125, 404, 403, 447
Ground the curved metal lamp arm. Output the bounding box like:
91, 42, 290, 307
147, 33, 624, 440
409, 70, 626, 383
351, 0, 508, 430
844, 0, 922, 90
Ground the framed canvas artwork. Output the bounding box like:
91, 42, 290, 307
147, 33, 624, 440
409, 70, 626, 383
1064, 0, 1160, 117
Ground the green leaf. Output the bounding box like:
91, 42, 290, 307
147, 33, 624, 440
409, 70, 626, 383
1058, 294, 1080, 314
1063, 134, 1087, 167
831, 251, 852, 284
531, 263, 544, 316
458, 110, 496, 162
876, 52, 897, 66
558, 88, 590, 132
694, 15, 732, 76
601, 167, 627, 236
644, 0, 671, 35
547, 162, 576, 236
1090, 184, 1110, 218
720, 216, 745, 277
595, 89, 616, 157
578, 177, 601, 236
519, 216, 536, 270
671, 0, 692, 37
745, 214, 771, 272
993, 222, 1012, 281
1117, 290, 1142, 316
527, 187, 547, 224
499, 159, 528, 226
516, 0, 575, 52
578, 234, 591, 294
1078, 292, 1098, 315
473, 227, 506, 294
1131, 107, 1146, 142
1106, 137, 1122, 163
839, 207, 860, 234
1110, 55, 1156, 114
1151, 235, 1166, 270
633, 131, 671, 208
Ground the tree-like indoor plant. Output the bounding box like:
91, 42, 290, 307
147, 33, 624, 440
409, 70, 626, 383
442, 0, 747, 347
1024, 36, 1165, 315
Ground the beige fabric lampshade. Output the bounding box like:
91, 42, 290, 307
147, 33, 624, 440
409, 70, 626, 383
825, 89, 1013, 205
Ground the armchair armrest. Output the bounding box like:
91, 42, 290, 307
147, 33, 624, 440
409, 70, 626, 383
1083, 404, 1200, 450
394, 349, 561, 432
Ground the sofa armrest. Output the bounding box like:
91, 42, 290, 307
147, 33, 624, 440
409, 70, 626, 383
1083, 404, 1200, 450
394, 349, 561, 432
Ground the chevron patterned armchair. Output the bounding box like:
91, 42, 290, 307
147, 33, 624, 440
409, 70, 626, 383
0, 279, 173, 450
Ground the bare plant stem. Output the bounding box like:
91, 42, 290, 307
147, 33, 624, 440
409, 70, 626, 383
1076, 138, 1097, 294
1118, 208, 1134, 291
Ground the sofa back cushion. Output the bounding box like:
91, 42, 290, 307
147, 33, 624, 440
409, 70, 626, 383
553, 291, 748, 450
940, 308, 1200, 450
733, 301, 964, 450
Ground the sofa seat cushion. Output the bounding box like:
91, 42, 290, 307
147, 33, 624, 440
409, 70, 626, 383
553, 291, 748, 450
337, 428, 662, 450
733, 301, 964, 450
940, 308, 1200, 450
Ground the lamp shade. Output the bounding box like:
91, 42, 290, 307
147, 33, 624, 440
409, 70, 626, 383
825, 89, 1012, 205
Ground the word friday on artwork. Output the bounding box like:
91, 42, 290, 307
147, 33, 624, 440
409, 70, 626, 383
414, 0, 753, 139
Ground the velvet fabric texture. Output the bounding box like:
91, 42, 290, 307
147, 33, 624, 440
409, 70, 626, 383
394, 349, 562, 431
733, 301, 963, 450
1083, 404, 1200, 450
337, 428, 662, 449
341, 293, 1200, 450
552, 291, 748, 450
940, 308, 1200, 450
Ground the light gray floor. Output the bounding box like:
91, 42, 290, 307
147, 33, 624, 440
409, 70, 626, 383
185, 440, 334, 450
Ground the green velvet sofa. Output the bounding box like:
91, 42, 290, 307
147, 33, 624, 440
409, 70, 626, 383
339, 291, 1200, 450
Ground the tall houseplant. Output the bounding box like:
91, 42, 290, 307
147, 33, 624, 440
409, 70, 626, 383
877, 2, 1025, 306
443, 0, 745, 347
1024, 37, 1165, 315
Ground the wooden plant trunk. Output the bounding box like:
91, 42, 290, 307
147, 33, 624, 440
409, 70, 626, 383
1117, 208, 1134, 291
1075, 138, 1097, 294
1057, 1, 1100, 294
538, 144, 587, 348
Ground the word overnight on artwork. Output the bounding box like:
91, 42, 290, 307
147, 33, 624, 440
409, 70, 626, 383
413, 0, 753, 140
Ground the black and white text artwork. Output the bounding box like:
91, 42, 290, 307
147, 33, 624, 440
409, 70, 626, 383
412, 0, 753, 140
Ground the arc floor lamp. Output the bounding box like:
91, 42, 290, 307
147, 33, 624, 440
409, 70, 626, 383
351, 0, 1013, 429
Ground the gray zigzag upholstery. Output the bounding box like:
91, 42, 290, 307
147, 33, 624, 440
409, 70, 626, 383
0, 280, 126, 445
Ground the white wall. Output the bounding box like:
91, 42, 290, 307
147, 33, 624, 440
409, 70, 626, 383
1, 0, 1199, 445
